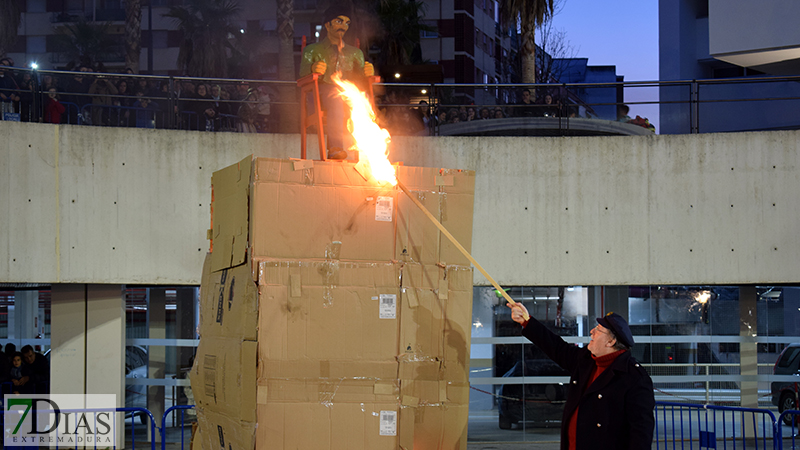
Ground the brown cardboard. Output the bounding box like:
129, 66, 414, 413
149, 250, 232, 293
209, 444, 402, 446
191, 337, 257, 422
256, 260, 401, 372
197, 157, 475, 450
210, 155, 251, 273
196, 407, 256, 450
198, 255, 258, 341
244, 158, 475, 264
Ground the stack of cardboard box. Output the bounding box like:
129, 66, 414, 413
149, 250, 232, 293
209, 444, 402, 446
190, 156, 475, 449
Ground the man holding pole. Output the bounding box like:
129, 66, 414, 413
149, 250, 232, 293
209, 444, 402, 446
507, 304, 655, 450
300, 5, 375, 160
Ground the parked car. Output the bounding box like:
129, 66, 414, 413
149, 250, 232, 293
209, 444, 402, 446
771, 343, 800, 425
497, 358, 570, 429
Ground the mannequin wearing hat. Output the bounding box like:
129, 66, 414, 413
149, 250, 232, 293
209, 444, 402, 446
300, 5, 375, 160
508, 304, 655, 450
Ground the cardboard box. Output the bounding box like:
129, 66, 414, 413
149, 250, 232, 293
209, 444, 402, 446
194, 157, 475, 450
210, 157, 475, 270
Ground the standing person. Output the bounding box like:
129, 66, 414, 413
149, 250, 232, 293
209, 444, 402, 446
88, 71, 119, 126
299, 4, 375, 160
507, 304, 655, 450
516, 89, 538, 117
21, 345, 49, 394
43, 88, 66, 124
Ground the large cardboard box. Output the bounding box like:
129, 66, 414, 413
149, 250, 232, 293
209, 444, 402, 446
209, 157, 475, 271
192, 157, 475, 450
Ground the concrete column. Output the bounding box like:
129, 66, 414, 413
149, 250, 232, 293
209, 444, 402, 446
739, 286, 758, 409
51, 284, 88, 395
10, 290, 39, 340
50, 284, 125, 447
86, 285, 126, 449
147, 288, 166, 442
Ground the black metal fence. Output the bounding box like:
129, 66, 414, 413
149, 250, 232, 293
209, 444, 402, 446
2, 66, 800, 136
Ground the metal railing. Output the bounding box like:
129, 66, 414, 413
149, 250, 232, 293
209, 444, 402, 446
2, 66, 800, 136
655, 401, 779, 450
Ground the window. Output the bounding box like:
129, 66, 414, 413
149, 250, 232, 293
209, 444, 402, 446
27, 36, 46, 54
151, 31, 168, 49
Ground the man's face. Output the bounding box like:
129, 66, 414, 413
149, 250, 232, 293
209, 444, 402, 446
522, 91, 531, 103
325, 15, 351, 42
23, 351, 35, 365
588, 324, 616, 356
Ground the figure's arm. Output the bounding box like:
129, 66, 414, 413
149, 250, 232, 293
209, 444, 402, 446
300, 47, 325, 77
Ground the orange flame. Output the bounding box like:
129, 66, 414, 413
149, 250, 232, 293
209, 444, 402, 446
331, 72, 397, 186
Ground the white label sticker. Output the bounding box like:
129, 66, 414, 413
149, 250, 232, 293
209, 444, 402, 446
379, 410, 397, 436
375, 196, 393, 222
379, 294, 396, 319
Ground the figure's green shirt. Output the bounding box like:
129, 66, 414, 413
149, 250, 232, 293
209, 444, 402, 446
300, 39, 366, 85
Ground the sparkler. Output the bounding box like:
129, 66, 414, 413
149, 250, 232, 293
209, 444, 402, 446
332, 73, 528, 320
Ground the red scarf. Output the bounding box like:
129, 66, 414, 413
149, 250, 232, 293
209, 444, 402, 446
567, 349, 626, 450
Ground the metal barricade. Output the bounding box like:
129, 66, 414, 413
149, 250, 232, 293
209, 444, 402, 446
656, 401, 778, 450
161, 405, 196, 450
777, 410, 800, 450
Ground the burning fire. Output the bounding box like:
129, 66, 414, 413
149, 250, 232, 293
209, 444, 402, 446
331, 73, 397, 186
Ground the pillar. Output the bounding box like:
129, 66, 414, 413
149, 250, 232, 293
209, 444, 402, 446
739, 286, 758, 409
10, 290, 39, 340
51, 284, 125, 449
147, 288, 166, 442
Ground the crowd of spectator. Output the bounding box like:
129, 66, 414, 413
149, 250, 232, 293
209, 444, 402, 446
0, 58, 276, 132
0, 343, 50, 395
3, 57, 647, 136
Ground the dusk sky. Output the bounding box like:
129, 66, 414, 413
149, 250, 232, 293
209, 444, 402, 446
549, 0, 661, 128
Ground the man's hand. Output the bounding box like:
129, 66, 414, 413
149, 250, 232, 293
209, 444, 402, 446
311, 60, 327, 75
364, 62, 374, 77
506, 302, 530, 325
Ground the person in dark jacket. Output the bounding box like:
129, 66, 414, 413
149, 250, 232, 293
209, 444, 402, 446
508, 305, 655, 450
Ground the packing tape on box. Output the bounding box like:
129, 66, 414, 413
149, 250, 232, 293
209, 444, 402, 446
402, 288, 419, 309
437, 278, 448, 300
257, 385, 268, 405
435, 175, 454, 186
292, 159, 314, 171
401, 395, 419, 407
374, 382, 395, 396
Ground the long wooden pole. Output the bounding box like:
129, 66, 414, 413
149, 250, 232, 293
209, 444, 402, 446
397, 180, 529, 320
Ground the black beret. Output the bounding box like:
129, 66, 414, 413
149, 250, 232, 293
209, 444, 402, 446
596, 312, 635, 348
323, 5, 353, 24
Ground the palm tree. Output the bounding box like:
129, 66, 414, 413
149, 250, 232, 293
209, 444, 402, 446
54, 20, 122, 68
163, 0, 240, 77
375, 0, 435, 66
276, 0, 297, 132
124, 0, 141, 73
501, 0, 554, 84
0, 0, 22, 58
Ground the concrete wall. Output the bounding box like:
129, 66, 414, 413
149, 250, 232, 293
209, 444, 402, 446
1, 121, 799, 286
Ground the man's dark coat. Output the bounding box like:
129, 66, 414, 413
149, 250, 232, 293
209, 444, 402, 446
522, 318, 655, 450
